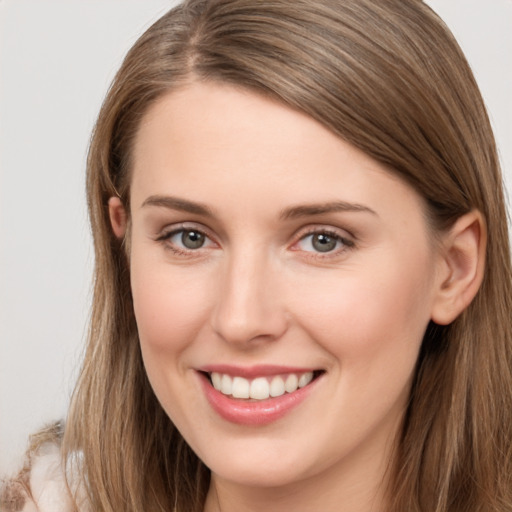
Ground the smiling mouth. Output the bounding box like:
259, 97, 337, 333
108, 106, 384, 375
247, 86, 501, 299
205, 370, 324, 401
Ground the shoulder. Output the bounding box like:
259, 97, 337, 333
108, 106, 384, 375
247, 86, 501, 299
1, 423, 76, 512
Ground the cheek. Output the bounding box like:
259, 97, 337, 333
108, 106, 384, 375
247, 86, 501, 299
289, 260, 433, 441
292, 253, 434, 367
129, 255, 216, 418
130, 256, 213, 356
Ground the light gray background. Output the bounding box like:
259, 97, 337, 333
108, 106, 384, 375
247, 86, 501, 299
1, 0, 511, 475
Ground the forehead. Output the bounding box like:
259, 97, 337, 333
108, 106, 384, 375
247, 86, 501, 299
132, 82, 355, 176
130, 81, 426, 228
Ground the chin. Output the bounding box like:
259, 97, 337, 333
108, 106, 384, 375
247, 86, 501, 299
208, 458, 307, 489
195, 435, 329, 490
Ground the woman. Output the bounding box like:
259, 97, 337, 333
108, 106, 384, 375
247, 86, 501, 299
2, 0, 511, 511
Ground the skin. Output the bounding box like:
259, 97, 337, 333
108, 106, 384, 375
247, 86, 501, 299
109, 82, 485, 512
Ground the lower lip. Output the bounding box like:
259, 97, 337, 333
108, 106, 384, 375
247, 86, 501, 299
199, 373, 320, 426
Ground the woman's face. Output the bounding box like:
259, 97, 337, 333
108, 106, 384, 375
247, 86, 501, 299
122, 82, 445, 495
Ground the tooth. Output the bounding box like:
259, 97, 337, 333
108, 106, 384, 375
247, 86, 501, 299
232, 376, 250, 398
211, 372, 222, 391
298, 372, 313, 388
250, 377, 270, 400
269, 376, 285, 397
214, 371, 314, 399
284, 374, 299, 393
220, 374, 233, 395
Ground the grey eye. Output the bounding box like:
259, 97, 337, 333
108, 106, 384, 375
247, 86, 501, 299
181, 230, 205, 249
296, 231, 345, 254
311, 233, 338, 252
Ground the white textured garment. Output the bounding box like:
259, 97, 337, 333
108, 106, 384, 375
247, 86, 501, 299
0, 440, 84, 512
18, 442, 73, 512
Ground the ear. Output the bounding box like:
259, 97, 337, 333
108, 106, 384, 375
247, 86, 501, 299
108, 196, 128, 239
431, 210, 486, 325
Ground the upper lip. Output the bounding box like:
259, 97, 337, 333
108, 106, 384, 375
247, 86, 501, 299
197, 364, 322, 379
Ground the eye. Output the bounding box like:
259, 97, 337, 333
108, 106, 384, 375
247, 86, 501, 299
176, 229, 206, 249
295, 230, 353, 254
157, 227, 216, 253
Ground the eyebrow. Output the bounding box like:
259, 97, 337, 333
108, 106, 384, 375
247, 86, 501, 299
141, 195, 377, 220
141, 195, 214, 217
279, 201, 377, 220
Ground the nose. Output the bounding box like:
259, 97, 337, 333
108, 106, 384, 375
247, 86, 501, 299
211, 250, 289, 347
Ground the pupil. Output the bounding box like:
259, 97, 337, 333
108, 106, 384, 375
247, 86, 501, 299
182, 230, 205, 249
312, 233, 337, 252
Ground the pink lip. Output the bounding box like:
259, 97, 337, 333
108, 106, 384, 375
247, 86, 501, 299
197, 369, 322, 426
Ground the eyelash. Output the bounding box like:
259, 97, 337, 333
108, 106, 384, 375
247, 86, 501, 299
156, 225, 355, 258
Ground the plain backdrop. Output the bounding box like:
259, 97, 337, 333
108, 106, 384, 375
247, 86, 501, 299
0, 0, 511, 475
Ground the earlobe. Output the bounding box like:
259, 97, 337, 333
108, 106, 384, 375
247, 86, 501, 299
108, 196, 128, 239
431, 210, 486, 325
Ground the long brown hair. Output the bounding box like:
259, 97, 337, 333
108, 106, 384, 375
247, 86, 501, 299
61, 1, 512, 510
